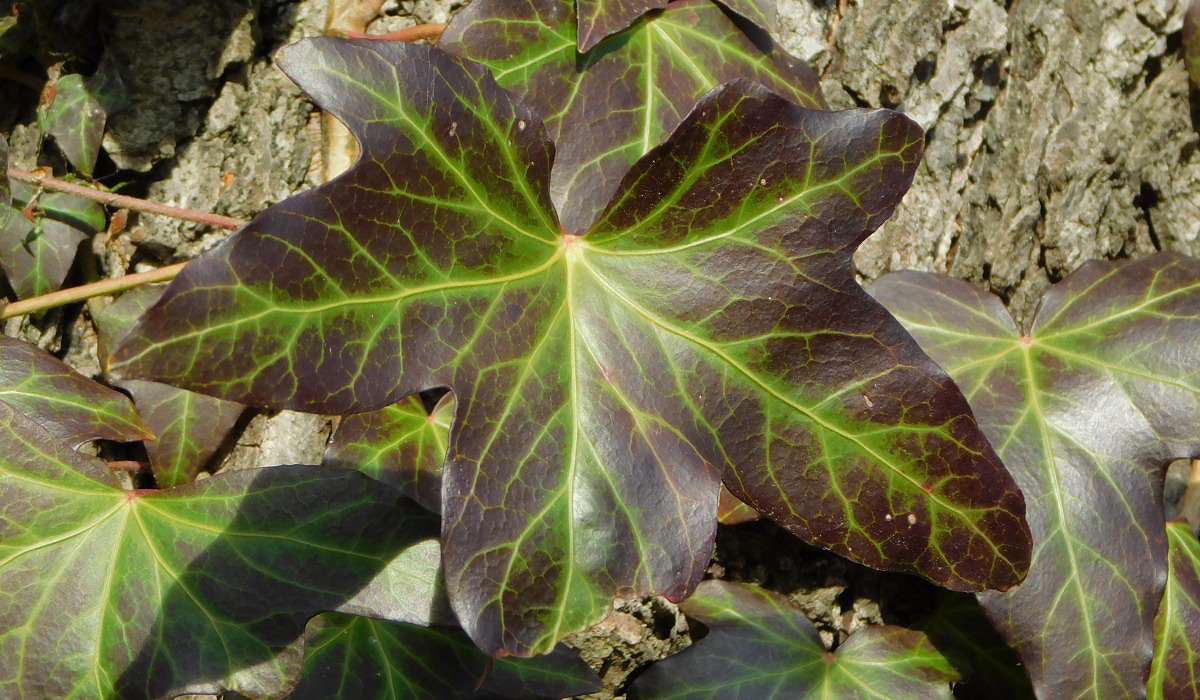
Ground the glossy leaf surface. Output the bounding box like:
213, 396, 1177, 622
113, 39, 1029, 655
632, 581, 958, 699
325, 393, 453, 513
39, 67, 125, 176
1148, 522, 1200, 700
0, 334, 148, 446
0, 407, 440, 699
574, 0, 664, 52
0, 184, 104, 298
574, 0, 778, 54
719, 0, 777, 33
96, 284, 243, 487
295, 614, 601, 699
870, 254, 1200, 699
441, 0, 823, 232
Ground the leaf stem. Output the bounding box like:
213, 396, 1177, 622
341, 23, 448, 42
7, 167, 246, 230
0, 263, 185, 319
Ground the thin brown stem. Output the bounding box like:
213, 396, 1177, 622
7, 167, 246, 230
0, 263, 186, 320
107, 460, 150, 472
341, 23, 448, 42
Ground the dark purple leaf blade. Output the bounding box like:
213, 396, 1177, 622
122, 378, 244, 486
631, 581, 958, 699
1148, 522, 1200, 700
324, 392, 453, 512
0, 186, 104, 299
294, 614, 601, 699
441, 0, 824, 232
0, 334, 150, 446
95, 284, 244, 487
917, 594, 1033, 700
869, 253, 1200, 699
38, 66, 126, 176
575, 0, 665, 52
0, 399, 441, 698
112, 39, 1029, 656
718, 0, 777, 33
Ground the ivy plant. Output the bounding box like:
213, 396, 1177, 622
438, 0, 824, 232
572, 0, 778, 52
630, 580, 960, 699
1148, 521, 1200, 699
94, 283, 245, 488
870, 253, 1200, 699
109, 37, 1031, 658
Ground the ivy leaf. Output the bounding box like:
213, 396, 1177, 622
0, 402, 441, 699
631, 580, 958, 699
573, 1, 778, 53
717, 486, 761, 526
325, 393, 454, 513
869, 253, 1200, 699
0, 334, 149, 446
96, 284, 244, 487
294, 614, 601, 699
38, 66, 126, 176
112, 39, 1030, 655
0, 183, 105, 298
719, 0, 777, 33
574, 0, 665, 52
440, 0, 823, 232
917, 594, 1033, 700
1148, 522, 1200, 699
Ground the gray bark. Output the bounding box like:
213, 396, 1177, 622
781, 0, 1197, 325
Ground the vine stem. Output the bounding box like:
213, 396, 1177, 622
341, 23, 448, 42
7, 167, 247, 230
0, 263, 185, 320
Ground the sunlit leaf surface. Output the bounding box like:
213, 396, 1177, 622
0, 184, 105, 299
0, 403, 439, 698
441, 0, 823, 231
871, 254, 1200, 699
0, 334, 148, 447
113, 39, 1029, 655
1148, 522, 1200, 700
325, 393, 453, 513
96, 284, 243, 487
632, 581, 958, 699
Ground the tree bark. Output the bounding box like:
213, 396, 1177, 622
778, 0, 1194, 324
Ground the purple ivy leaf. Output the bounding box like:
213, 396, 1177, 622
870, 253, 1200, 699
441, 0, 823, 232
112, 39, 1030, 656
1148, 521, 1200, 700
632, 581, 959, 699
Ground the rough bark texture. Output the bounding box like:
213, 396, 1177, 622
782, 0, 1199, 325
2, 0, 1197, 697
